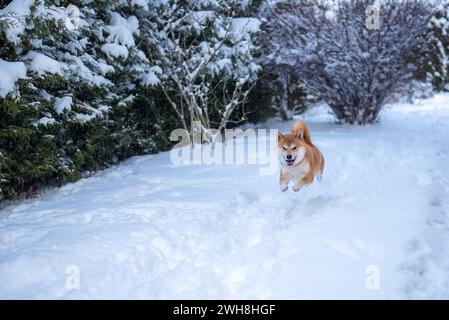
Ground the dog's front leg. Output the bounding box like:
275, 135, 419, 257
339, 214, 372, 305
279, 169, 290, 192
292, 175, 313, 192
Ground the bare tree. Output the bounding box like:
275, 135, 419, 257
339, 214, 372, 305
145, 0, 260, 143
261, 0, 434, 124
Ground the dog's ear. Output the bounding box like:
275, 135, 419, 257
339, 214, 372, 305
277, 132, 284, 142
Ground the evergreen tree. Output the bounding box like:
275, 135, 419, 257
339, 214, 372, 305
417, 0, 449, 92
0, 0, 263, 201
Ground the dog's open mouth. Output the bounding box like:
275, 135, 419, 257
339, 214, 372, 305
285, 158, 296, 166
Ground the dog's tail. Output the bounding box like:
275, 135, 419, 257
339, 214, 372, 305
291, 120, 312, 145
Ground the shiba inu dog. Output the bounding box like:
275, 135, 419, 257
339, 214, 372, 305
277, 120, 325, 192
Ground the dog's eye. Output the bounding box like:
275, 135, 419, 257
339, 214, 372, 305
292, 146, 297, 150
282, 147, 287, 150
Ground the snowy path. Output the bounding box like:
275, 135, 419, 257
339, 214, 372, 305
1, 95, 449, 299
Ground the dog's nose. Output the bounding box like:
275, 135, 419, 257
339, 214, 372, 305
286, 155, 292, 160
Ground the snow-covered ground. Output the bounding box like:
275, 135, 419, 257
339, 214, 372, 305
1, 94, 449, 299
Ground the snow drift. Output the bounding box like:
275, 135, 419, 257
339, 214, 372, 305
0, 95, 448, 299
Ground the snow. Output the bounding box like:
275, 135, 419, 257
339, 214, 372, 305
1, 94, 449, 299
37, 117, 56, 126
190, 10, 214, 24
231, 17, 260, 35
141, 72, 160, 86
55, 96, 73, 114
74, 113, 96, 123
0, 59, 27, 98
106, 12, 139, 47
209, 58, 232, 75
27, 52, 64, 76
101, 43, 129, 60
63, 53, 112, 86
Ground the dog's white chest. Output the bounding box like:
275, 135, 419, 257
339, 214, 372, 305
283, 161, 310, 178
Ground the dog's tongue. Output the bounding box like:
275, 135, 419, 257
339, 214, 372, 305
286, 159, 295, 166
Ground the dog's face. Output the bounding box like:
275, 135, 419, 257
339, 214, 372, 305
277, 133, 305, 167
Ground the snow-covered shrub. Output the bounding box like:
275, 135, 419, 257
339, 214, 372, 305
139, 0, 261, 141
0, 0, 155, 199
262, 0, 434, 124
0, 0, 264, 200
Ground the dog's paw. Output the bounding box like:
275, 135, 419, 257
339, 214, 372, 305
292, 185, 302, 192
280, 184, 288, 192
